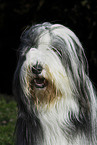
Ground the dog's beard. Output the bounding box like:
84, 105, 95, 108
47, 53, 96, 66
27, 66, 62, 107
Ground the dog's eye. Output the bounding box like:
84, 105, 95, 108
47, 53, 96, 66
52, 47, 62, 57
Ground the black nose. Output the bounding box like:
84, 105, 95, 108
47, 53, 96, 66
32, 63, 42, 75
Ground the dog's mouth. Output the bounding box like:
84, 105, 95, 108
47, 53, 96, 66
33, 77, 48, 88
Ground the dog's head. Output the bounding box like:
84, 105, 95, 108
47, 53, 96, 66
13, 22, 89, 111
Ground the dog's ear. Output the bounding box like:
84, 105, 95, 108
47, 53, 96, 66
15, 113, 43, 145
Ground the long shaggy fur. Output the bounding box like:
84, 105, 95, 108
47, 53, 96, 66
13, 22, 97, 145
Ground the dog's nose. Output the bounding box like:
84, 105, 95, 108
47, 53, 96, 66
32, 63, 42, 75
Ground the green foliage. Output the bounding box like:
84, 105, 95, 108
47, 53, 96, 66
0, 96, 17, 145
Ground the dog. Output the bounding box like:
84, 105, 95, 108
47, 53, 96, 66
13, 22, 97, 145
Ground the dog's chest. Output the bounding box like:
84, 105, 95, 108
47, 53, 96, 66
41, 120, 67, 145
38, 109, 69, 145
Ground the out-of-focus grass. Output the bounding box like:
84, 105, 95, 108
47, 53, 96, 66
0, 94, 17, 145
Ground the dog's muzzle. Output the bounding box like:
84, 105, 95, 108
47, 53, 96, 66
31, 63, 48, 89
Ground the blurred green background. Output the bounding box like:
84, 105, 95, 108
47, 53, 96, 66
0, 95, 17, 145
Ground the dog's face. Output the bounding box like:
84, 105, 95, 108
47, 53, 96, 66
20, 28, 71, 108
14, 23, 88, 111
